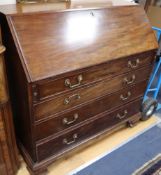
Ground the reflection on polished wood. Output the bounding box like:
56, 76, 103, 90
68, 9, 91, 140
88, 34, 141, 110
6, 6, 157, 81
0, 3, 157, 175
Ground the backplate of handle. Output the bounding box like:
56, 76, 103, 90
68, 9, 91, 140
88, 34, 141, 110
124, 75, 136, 85
65, 75, 83, 89
63, 133, 78, 145
62, 113, 79, 125
128, 59, 140, 68
116, 110, 128, 119
120, 92, 131, 101
64, 94, 81, 105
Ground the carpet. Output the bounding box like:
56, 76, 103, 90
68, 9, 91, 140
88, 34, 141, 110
69, 123, 161, 175
133, 154, 161, 175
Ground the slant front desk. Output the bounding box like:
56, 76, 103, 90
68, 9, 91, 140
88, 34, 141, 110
0, 4, 158, 175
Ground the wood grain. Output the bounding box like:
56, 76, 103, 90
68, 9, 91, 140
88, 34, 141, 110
35, 51, 155, 101
0, 102, 20, 175
35, 80, 148, 140
36, 98, 142, 161
0, 29, 19, 174
34, 66, 152, 120
0, 4, 158, 175
6, 6, 158, 82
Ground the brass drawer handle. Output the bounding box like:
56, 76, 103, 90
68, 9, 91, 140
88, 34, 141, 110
124, 75, 136, 85
116, 110, 128, 119
128, 59, 140, 68
120, 92, 131, 101
65, 75, 83, 89
63, 113, 79, 125
63, 134, 78, 145
64, 94, 81, 105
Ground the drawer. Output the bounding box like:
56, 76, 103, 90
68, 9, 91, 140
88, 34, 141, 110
33, 51, 155, 101
36, 98, 142, 161
35, 80, 147, 140
34, 66, 151, 120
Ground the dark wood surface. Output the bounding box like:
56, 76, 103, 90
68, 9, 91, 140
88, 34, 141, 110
35, 80, 148, 140
0, 102, 20, 175
0, 4, 158, 175
34, 65, 152, 120
6, 6, 157, 82
36, 98, 142, 161
0, 41, 19, 174
34, 51, 155, 101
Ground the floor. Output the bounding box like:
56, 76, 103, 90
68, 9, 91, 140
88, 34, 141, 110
17, 116, 159, 175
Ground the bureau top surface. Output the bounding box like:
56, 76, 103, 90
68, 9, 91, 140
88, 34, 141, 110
6, 5, 158, 82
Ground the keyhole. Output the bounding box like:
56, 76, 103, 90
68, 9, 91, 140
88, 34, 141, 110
90, 11, 94, 16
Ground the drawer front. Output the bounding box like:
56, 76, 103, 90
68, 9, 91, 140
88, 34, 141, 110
35, 80, 147, 140
34, 66, 151, 120
36, 98, 142, 161
33, 51, 155, 101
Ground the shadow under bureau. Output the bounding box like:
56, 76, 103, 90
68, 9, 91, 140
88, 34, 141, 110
0, 4, 158, 175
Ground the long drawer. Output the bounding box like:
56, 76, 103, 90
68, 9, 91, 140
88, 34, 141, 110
33, 51, 155, 101
36, 98, 142, 161
34, 66, 151, 120
35, 80, 147, 140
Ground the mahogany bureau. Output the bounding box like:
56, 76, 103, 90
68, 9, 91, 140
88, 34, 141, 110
0, 4, 158, 175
